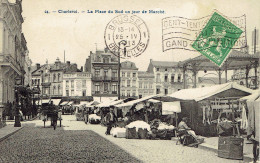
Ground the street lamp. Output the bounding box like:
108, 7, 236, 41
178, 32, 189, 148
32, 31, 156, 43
117, 40, 127, 100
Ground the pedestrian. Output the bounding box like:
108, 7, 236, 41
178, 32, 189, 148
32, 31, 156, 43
105, 107, 117, 135
52, 112, 58, 130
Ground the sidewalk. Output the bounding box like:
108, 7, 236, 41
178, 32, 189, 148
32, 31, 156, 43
0, 124, 23, 142
198, 137, 254, 162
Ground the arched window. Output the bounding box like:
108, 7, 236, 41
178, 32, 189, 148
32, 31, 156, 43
58, 85, 60, 95
53, 74, 56, 82
53, 86, 56, 95
57, 73, 60, 82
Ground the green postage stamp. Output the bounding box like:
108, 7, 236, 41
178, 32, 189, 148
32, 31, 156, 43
192, 12, 243, 67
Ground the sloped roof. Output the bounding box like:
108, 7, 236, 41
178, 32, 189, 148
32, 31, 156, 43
151, 60, 179, 68
169, 82, 254, 101
121, 61, 138, 70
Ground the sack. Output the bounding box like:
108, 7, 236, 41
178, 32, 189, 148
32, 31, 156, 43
138, 128, 148, 139
126, 127, 138, 139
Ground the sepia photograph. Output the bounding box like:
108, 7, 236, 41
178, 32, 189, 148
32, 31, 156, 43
0, 0, 259, 162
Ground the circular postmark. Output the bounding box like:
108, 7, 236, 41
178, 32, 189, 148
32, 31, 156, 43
104, 14, 150, 59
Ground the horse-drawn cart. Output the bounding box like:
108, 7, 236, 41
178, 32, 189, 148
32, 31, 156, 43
41, 102, 62, 129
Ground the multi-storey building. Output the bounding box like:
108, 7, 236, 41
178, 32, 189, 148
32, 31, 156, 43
85, 48, 119, 101
63, 72, 92, 97
137, 71, 154, 98
147, 59, 189, 95
0, 0, 27, 123
120, 61, 138, 98
31, 58, 80, 99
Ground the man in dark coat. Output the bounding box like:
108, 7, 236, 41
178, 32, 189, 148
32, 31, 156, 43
105, 107, 117, 135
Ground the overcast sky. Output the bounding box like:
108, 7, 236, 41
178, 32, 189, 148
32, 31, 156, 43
21, 0, 260, 71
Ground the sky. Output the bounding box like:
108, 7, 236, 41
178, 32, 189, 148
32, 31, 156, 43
20, 0, 260, 71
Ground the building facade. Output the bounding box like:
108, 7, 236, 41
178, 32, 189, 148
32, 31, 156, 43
85, 48, 119, 101
0, 0, 27, 121
137, 71, 154, 98
31, 58, 80, 99
147, 59, 187, 95
63, 72, 92, 97
120, 61, 138, 98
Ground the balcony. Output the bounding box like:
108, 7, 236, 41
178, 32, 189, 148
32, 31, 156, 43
41, 82, 51, 87
111, 77, 118, 81
0, 54, 22, 75
92, 76, 114, 81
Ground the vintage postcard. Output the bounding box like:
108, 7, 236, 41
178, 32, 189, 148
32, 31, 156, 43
0, 0, 259, 162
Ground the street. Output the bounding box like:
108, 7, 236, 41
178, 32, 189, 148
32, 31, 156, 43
0, 115, 241, 163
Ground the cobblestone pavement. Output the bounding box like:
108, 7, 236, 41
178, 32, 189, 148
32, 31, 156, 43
0, 115, 244, 163
0, 126, 141, 163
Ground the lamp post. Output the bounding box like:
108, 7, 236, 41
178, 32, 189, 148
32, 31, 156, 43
118, 40, 127, 100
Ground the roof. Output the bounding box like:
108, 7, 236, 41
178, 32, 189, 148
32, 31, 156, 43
115, 95, 158, 107
121, 61, 138, 70
151, 60, 179, 68
169, 82, 254, 101
240, 90, 260, 101
96, 100, 124, 107
138, 71, 154, 78
180, 50, 259, 70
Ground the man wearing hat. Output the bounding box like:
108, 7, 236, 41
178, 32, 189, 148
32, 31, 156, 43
105, 106, 117, 135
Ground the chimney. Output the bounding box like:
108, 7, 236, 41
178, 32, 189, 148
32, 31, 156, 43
36, 63, 40, 69
80, 66, 83, 72
66, 61, 70, 67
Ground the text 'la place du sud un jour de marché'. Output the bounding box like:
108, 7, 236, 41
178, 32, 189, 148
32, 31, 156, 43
45, 9, 165, 14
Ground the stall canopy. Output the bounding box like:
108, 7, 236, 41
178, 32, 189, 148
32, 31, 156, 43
51, 99, 61, 106
60, 101, 69, 106
115, 95, 158, 108
169, 82, 254, 102
85, 101, 100, 107
96, 100, 124, 108
240, 90, 260, 101
93, 97, 118, 103
67, 101, 74, 105
162, 101, 181, 115
41, 99, 51, 104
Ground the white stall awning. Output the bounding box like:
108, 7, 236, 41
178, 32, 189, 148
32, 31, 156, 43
162, 101, 181, 115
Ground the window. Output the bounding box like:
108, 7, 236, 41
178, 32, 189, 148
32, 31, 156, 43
156, 68, 159, 72
132, 80, 136, 87
121, 90, 125, 97
132, 91, 136, 97
149, 83, 153, 88
66, 90, 69, 96
53, 74, 56, 82
95, 70, 100, 77
127, 80, 130, 87
95, 84, 100, 93
127, 72, 130, 77
71, 90, 74, 96
144, 82, 148, 89
112, 71, 117, 77
103, 57, 109, 63
140, 82, 143, 88
121, 80, 125, 87
82, 90, 86, 96
58, 73, 60, 81
82, 80, 86, 88
178, 74, 181, 82
127, 90, 130, 97
156, 74, 160, 82
133, 73, 136, 77
104, 69, 108, 77
66, 80, 69, 88
164, 75, 168, 82
104, 83, 108, 92
53, 86, 56, 95
165, 68, 167, 71
122, 72, 125, 77
112, 84, 117, 94
58, 85, 60, 95
171, 74, 175, 82
71, 80, 74, 88
156, 88, 160, 94
165, 89, 168, 95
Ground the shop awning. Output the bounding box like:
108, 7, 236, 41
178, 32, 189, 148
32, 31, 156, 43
51, 99, 61, 105
60, 101, 69, 106
169, 82, 254, 102
162, 101, 181, 115
96, 100, 124, 108
41, 99, 50, 104
115, 95, 158, 108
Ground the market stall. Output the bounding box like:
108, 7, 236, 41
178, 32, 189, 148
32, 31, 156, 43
166, 82, 254, 137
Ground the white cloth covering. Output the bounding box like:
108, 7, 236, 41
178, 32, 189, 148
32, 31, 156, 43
89, 114, 101, 120
126, 120, 151, 131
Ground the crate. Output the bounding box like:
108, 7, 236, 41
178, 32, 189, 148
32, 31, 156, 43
218, 136, 244, 160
